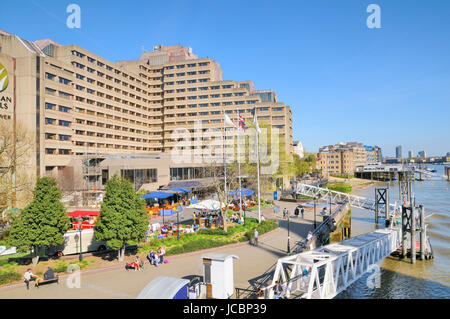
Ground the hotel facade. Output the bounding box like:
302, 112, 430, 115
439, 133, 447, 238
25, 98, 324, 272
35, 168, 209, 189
0, 30, 293, 206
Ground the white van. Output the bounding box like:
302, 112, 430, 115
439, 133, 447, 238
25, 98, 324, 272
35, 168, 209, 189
47, 229, 107, 256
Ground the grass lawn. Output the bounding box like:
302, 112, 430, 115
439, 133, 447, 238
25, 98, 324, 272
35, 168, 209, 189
325, 183, 352, 193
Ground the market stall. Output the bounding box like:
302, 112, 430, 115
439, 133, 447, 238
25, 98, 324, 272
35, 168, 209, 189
141, 192, 182, 217
190, 200, 225, 229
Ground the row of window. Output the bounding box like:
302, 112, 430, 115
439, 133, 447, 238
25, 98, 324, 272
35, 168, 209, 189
165, 70, 209, 77
165, 62, 209, 70
45, 118, 71, 127
165, 79, 210, 85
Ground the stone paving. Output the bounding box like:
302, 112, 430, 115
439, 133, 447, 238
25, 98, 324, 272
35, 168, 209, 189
0, 200, 318, 299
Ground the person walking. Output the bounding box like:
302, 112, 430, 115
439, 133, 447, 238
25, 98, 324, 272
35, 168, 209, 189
283, 208, 287, 219
301, 207, 305, 219
273, 281, 283, 299
294, 206, 299, 218
254, 228, 259, 247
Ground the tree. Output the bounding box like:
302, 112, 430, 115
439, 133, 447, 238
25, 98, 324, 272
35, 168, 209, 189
205, 161, 240, 232
0, 120, 35, 210
7, 177, 70, 266
94, 175, 148, 261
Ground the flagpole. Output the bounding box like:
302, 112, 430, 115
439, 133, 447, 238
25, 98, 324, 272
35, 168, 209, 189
237, 118, 243, 219
255, 110, 261, 224
223, 122, 227, 202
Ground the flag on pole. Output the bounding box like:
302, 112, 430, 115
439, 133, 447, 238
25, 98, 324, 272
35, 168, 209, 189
224, 113, 237, 129
252, 108, 262, 134
238, 113, 247, 132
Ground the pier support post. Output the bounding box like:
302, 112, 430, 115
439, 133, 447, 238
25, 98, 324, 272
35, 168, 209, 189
411, 206, 416, 264
385, 185, 390, 227
420, 204, 425, 261
401, 205, 408, 259
374, 188, 378, 225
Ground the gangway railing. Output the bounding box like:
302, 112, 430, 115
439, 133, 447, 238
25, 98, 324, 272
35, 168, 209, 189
263, 227, 402, 299
296, 183, 400, 220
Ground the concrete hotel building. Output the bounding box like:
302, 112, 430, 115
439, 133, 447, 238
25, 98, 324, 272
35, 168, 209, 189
316, 142, 381, 176
0, 30, 293, 205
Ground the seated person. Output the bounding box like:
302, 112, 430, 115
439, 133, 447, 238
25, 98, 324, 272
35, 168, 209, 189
147, 250, 155, 265
24, 269, 38, 289
43, 267, 55, 281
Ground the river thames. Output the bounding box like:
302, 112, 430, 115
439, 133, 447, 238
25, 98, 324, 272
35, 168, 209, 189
336, 164, 450, 299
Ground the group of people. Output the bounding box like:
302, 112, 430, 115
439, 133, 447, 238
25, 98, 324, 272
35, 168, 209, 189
192, 211, 220, 229
24, 267, 56, 289
294, 206, 305, 218
147, 247, 166, 267
126, 247, 166, 271
229, 214, 244, 224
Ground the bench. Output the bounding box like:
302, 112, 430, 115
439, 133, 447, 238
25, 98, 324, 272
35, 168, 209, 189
36, 276, 59, 287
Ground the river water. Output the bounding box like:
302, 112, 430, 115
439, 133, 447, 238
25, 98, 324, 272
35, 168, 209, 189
336, 164, 450, 299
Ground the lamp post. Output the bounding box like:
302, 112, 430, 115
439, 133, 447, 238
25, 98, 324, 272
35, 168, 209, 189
78, 217, 83, 261
287, 210, 291, 254
314, 197, 317, 229
177, 206, 180, 241
329, 194, 332, 217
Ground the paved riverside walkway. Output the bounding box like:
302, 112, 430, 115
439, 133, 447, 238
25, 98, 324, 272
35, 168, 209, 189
0, 201, 317, 299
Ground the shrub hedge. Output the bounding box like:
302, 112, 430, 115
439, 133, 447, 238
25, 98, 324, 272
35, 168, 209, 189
0, 270, 21, 285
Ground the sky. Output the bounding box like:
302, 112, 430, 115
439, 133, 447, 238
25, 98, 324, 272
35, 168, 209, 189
1, 0, 449, 157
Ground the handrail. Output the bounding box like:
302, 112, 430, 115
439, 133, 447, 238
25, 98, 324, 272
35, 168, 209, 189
290, 200, 348, 255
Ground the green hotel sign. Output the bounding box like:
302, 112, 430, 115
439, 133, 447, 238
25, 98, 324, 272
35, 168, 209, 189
0, 62, 8, 93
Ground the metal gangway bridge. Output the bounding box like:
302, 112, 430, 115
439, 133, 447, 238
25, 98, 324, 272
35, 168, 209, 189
295, 182, 400, 220
262, 182, 432, 299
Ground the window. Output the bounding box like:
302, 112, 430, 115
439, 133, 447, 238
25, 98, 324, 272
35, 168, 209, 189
58, 134, 70, 141
176, 65, 185, 69
75, 62, 85, 70
45, 133, 56, 140
58, 120, 71, 127
45, 148, 56, 155
76, 74, 85, 80
45, 103, 56, 110
45, 73, 56, 80
72, 51, 85, 58
59, 149, 71, 155
59, 91, 72, 99
59, 105, 70, 112
45, 118, 55, 125
121, 168, 157, 186
59, 77, 71, 85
